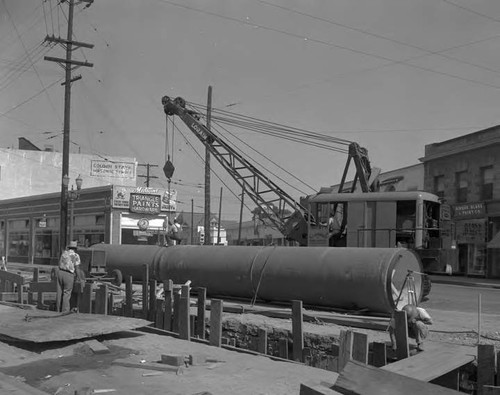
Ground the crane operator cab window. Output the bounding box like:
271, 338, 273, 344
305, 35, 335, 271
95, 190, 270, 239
318, 202, 347, 247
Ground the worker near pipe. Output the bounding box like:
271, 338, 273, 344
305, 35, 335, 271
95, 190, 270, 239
389, 304, 433, 352
55, 241, 82, 312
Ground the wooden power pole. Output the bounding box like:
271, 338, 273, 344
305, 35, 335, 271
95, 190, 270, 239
204, 86, 212, 245
45, 0, 93, 253
138, 163, 159, 187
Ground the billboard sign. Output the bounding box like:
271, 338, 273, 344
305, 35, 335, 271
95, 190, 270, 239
113, 186, 176, 212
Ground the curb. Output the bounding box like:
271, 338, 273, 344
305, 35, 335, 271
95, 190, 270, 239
430, 277, 500, 290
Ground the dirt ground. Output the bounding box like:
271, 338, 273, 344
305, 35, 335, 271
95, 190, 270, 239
0, 305, 497, 394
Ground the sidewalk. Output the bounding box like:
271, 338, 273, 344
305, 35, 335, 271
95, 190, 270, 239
429, 274, 500, 290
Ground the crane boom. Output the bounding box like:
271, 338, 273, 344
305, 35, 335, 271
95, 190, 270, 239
162, 95, 311, 245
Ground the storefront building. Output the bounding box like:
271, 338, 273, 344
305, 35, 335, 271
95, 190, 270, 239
0, 185, 177, 265
422, 125, 500, 277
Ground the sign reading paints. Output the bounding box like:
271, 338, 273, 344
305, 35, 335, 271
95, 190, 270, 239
113, 186, 176, 212
130, 193, 161, 214
91, 160, 136, 179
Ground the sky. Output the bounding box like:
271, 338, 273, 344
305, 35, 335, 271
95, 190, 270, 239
1, 0, 500, 221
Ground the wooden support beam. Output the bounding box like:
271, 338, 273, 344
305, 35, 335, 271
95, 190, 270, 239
190, 314, 196, 337
163, 280, 173, 331
278, 338, 289, 359
209, 299, 223, 347
352, 332, 369, 364
155, 299, 164, 329
172, 292, 180, 333
125, 275, 133, 317
338, 329, 353, 373
478, 344, 496, 394
79, 283, 93, 314
292, 300, 304, 362
94, 284, 108, 315
33, 268, 39, 283
178, 295, 190, 341
196, 287, 206, 339
257, 328, 267, 354
142, 264, 149, 319
394, 310, 409, 360
371, 342, 387, 367
148, 279, 157, 321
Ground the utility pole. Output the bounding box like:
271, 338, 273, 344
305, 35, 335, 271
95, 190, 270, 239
138, 163, 159, 187
204, 86, 212, 245
45, 0, 94, 254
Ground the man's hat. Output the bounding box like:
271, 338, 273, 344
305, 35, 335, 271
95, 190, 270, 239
67, 241, 78, 250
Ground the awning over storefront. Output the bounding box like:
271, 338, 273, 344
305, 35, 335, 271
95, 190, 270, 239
487, 232, 500, 249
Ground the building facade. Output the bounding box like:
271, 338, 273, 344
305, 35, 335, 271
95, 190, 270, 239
422, 125, 500, 277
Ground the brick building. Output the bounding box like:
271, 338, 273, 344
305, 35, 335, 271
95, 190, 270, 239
422, 125, 500, 277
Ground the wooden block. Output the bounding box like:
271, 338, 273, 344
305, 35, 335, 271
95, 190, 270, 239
84, 339, 110, 354
352, 332, 369, 364
299, 383, 341, 395
278, 338, 288, 359
209, 299, 223, 347
292, 300, 304, 362
196, 287, 206, 339
257, 328, 267, 354
338, 329, 353, 373
125, 275, 133, 317
334, 360, 463, 395
178, 295, 190, 341
478, 344, 496, 393
371, 342, 387, 367
161, 354, 185, 367
95, 284, 108, 315
394, 310, 409, 360
188, 354, 207, 366
142, 265, 149, 319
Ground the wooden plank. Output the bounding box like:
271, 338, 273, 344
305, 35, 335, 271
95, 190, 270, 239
371, 342, 387, 367
163, 280, 173, 331
155, 299, 164, 329
292, 300, 304, 362
478, 344, 496, 394
334, 360, 463, 395
394, 310, 409, 360
113, 358, 180, 372
148, 279, 157, 321
299, 383, 341, 395
209, 299, 223, 347
0, 305, 151, 343
142, 264, 149, 319
84, 339, 110, 354
257, 328, 267, 354
338, 329, 353, 373
178, 295, 190, 341
352, 332, 369, 364
382, 341, 475, 382
196, 287, 206, 339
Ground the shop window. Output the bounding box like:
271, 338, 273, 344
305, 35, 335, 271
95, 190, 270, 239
481, 166, 494, 201
455, 171, 468, 203
433, 175, 445, 198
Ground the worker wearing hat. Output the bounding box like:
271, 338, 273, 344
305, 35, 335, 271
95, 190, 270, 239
55, 241, 82, 313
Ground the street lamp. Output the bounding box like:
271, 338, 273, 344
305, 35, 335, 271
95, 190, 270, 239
63, 174, 83, 244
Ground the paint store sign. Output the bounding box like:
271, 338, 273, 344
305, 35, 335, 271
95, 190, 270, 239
129, 193, 161, 215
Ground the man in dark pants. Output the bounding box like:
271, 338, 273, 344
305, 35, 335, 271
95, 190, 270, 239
56, 241, 82, 313
389, 304, 433, 351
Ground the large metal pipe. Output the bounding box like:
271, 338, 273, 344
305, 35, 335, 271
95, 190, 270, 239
91, 244, 423, 314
